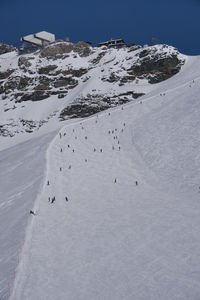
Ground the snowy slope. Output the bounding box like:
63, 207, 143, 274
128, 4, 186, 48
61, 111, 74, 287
7, 54, 200, 299
0, 132, 55, 299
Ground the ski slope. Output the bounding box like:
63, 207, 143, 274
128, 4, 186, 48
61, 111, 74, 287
8, 54, 200, 300
0, 132, 55, 299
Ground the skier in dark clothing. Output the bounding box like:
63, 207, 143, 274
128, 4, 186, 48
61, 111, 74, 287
51, 197, 56, 203
135, 181, 138, 186
65, 196, 68, 202
30, 210, 36, 215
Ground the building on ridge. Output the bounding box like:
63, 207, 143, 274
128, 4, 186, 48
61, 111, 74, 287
97, 39, 125, 48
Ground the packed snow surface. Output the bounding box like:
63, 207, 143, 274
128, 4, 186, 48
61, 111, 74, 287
0, 52, 200, 299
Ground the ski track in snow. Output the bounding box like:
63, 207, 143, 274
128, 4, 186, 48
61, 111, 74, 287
0, 132, 55, 300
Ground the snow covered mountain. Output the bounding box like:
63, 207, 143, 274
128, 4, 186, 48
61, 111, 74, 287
0, 41, 200, 300
0, 41, 184, 141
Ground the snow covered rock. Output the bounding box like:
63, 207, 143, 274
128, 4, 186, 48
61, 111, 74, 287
128, 45, 184, 83
0, 42, 185, 136
0, 43, 17, 55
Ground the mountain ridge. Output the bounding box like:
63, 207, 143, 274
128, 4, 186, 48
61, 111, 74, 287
0, 42, 184, 138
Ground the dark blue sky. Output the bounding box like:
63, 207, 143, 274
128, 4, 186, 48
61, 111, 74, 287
1, 0, 200, 55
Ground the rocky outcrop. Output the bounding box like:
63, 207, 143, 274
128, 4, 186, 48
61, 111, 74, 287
0, 43, 17, 55
38, 65, 58, 74
60, 91, 144, 119
0, 69, 14, 80
54, 77, 78, 88
18, 57, 32, 68
89, 51, 106, 64
40, 41, 92, 58
3, 76, 33, 92
60, 68, 88, 77
102, 72, 120, 83
128, 46, 184, 83
17, 91, 50, 102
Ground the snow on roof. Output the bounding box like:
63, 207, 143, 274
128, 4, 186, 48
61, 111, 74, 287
21, 31, 55, 46
34, 31, 55, 43
21, 34, 43, 46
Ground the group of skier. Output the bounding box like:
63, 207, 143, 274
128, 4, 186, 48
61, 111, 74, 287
30, 115, 140, 216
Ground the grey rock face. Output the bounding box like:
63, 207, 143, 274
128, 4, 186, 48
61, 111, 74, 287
128, 46, 184, 83
0, 43, 17, 55
0, 69, 14, 80
59, 92, 145, 119
40, 41, 91, 58
38, 65, 58, 74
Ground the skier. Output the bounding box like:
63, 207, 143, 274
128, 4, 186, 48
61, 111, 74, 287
60, 148, 63, 152
60, 167, 62, 171
47, 180, 50, 185
51, 197, 56, 204
114, 178, 117, 183
65, 196, 68, 202
30, 210, 36, 215
135, 181, 138, 186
